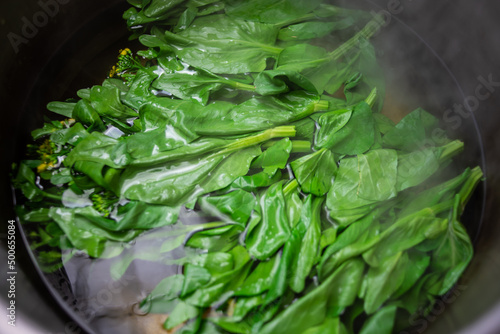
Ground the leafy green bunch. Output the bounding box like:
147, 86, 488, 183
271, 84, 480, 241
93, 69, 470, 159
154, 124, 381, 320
13, 0, 482, 333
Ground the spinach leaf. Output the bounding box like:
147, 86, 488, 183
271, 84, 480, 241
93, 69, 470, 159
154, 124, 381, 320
47, 101, 76, 118
225, 0, 323, 25
120, 146, 260, 205
318, 101, 375, 155
152, 69, 254, 105
313, 108, 352, 149
302, 317, 348, 334
382, 108, 439, 151
290, 148, 337, 196
234, 255, 279, 296
231, 170, 283, 191
362, 252, 408, 314
198, 190, 255, 225
251, 138, 292, 175
90, 85, 137, 119
326, 149, 397, 225
72, 100, 106, 132
254, 19, 382, 95
181, 264, 212, 298
358, 305, 397, 334
246, 182, 291, 260
259, 259, 364, 334
163, 15, 282, 74
64, 132, 132, 168
289, 196, 323, 293
428, 195, 474, 295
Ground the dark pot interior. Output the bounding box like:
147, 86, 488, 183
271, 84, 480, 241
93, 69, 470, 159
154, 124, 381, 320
1, 0, 499, 333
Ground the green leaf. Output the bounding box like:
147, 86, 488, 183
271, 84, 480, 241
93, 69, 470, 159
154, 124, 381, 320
313, 108, 352, 149
164, 300, 199, 330
264, 231, 298, 305
186, 225, 242, 252
144, 0, 185, 18
251, 138, 292, 175
47, 101, 76, 118
31, 121, 62, 140
125, 124, 196, 161
235, 256, 279, 296
382, 108, 439, 151
48, 207, 136, 258
198, 146, 263, 195
50, 123, 89, 146
356, 149, 398, 201
289, 196, 323, 293
14, 163, 44, 201
359, 305, 397, 334
319, 210, 381, 279
120, 153, 224, 205
363, 252, 408, 314
141, 92, 319, 136
164, 15, 281, 74
396, 148, 441, 191
246, 182, 291, 260
225, 0, 323, 24
429, 195, 474, 295
231, 170, 283, 191
231, 295, 265, 321
320, 102, 375, 155
302, 317, 348, 334
141, 274, 184, 314
326, 149, 397, 225
279, 20, 352, 41
183, 246, 252, 307
181, 264, 212, 298
64, 132, 132, 169
259, 259, 364, 334
255, 21, 382, 95
90, 85, 137, 120
362, 211, 448, 267
393, 250, 430, 299
198, 190, 255, 225
290, 148, 337, 196
153, 69, 254, 105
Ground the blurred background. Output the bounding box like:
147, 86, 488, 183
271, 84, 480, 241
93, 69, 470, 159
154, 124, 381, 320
1, 0, 499, 333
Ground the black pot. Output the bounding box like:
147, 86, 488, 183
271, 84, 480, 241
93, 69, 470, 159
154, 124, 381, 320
1, 1, 499, 333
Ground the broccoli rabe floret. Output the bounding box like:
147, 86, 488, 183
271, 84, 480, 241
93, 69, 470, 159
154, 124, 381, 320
109, 48, 145, 85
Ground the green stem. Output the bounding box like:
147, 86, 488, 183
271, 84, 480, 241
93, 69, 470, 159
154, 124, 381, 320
262, 140, 312, 153
428, 198, 456, 216
330, 15, 383, 60
291, 141, 313, 153
439, 140, 464, 164
365, 88, 378, 108
254, 42, 283, 55
283, 179, 299, 196
42, 191, 63, 201
457, 166, 483, 212
291, 100, 329, 122
314, 100, 330, 112
230, 81, 256, 91
275, 13, 317, 29
220, 126, 296, 154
